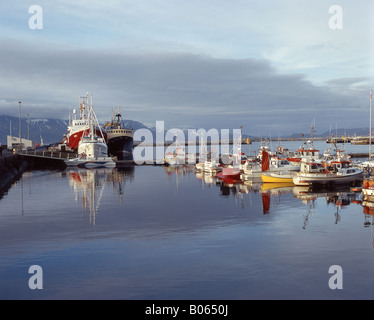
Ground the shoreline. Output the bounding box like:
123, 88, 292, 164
0, 154, 30, 194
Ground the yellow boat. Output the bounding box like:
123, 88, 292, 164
261, 171, 295, 183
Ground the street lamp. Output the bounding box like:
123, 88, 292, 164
27, 113, 30, 140
19, 101, 22, 150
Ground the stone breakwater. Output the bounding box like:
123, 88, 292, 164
0, 155, 29, 192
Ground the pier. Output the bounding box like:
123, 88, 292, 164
0, 154, 29, 193
14, 147, 372, 170
16, 149, 137, 168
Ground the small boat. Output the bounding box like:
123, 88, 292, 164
164, 139, 186, 166
217, 167, 241, 181
202, 160, 222, 173
242, 150, 299, 179
261, 171, 296, 183
292, 157, 363, 187
287, 123, 320, 166
65, 146, 116, 168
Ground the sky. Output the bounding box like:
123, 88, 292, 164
0, 0, 373, 137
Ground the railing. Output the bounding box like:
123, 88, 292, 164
17, 149, 73, 160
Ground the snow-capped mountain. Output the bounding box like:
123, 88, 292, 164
0, 116, 68, 145
0, 115, 155, 146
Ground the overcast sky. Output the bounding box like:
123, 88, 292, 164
0, 1, 373, 136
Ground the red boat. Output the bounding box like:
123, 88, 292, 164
62, 93, 107, 150
217, 167, 241, 181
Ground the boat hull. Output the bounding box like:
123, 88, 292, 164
65, 159, 116, 168
217, 167, 241, 181
293, 171, 363, 187
107, 135, 134, 156
66, 128, 108, 151
261, 172, 294, 183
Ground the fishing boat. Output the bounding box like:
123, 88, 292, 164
217, 167, 241, 180
202, 160, 222, 173
63, 93, 107, 151
65, 100, 116, 169
287, 123, 320, 166
164, 139, 186, 166
194, 133, 222, 172
102, 106, 134, 156
242, 150, 299, 179
217, 136, 242, 181
292, 157, 363, 187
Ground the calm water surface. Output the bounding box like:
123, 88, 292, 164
0, 141, 374, 300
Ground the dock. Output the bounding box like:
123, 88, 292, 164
16, 149, 140, 168
13, 147, 373, 169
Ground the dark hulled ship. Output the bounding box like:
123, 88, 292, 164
102, 107, 133, 159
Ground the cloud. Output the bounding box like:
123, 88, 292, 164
0, 1, 372, 136
0, 37, 368, 136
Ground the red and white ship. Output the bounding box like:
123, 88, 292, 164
62, 93, 107, 151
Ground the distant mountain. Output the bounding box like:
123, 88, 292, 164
0, 115, 155, 146
0, 115, 68, 145
318, 128, 370, 138
286, 128, 370, 139
121, 119, 156, 133
1, 114, 367, 146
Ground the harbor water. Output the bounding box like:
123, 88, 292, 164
0, 141, 374, 300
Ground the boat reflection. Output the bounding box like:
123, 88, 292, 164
67, 167, 134, 225
293, 186, 362, 229
360, 200, 374, 250
193, 169, 365, 213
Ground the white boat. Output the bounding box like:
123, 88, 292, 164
194, 132, 220, 171
65, 99, 116, 169
287, 124, 320, 166
292, 157, 363, 187
65, 138, 116, 168
241, 150, 299, 179
164, 141, 186, 166
202, 160, 222, 173
194, 152, 222, 173
360, 160, 374, 168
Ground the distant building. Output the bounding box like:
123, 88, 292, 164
7, 135, 36, 150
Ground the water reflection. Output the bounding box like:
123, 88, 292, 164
2, 164, 374, 300
67, 167, 134, 226
63, 164, 374, 250
361, 200, 374, 250
191, 166, 374, 250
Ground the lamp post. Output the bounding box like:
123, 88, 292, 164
27, 113, 30, 140
19, 101, 22, 150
